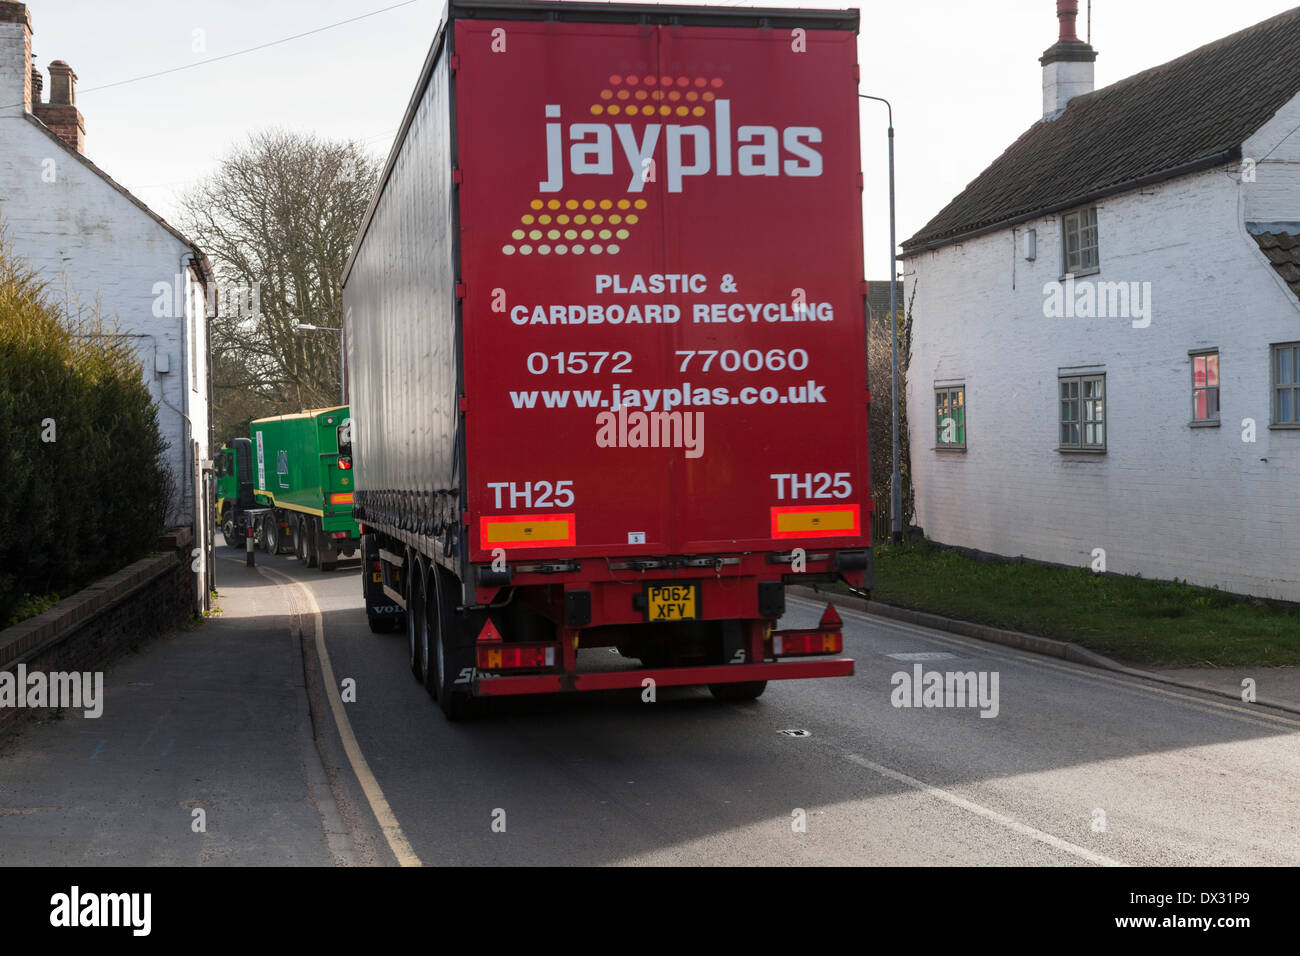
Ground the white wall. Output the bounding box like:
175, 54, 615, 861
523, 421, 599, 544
0, 117, 208, 531
0, 19, 28, 120
904, 159, 1300, 601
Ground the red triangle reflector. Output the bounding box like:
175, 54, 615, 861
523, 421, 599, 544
476, 619, 503, 643
819, 602, 842, 628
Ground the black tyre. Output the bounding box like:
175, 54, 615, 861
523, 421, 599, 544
305, 517, 320, 569
295, 516, 308, 562
407, 558, 424, 683
256, 516, 270, 553
221, 517, 239, 549
266, 513, 281, 555
431, 567, 475, 720
708, 681, 768, 701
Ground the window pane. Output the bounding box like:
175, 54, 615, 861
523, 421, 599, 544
1206, 353, 1219, 386
1193, 356, 1206, 387
1195, 389, 1207, 420
1278, 388, 1293, 422
1207, 387, 1219, 420
1277, 348, 1293, 385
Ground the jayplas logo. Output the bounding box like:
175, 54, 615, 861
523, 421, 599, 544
502, 72, 824, 257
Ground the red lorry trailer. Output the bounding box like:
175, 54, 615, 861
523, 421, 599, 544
342, 0, 871, 718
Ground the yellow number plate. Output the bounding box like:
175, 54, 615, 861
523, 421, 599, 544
647, 584, 698, 621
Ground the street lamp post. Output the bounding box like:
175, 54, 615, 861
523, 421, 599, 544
292, 321, 345, 405
859, 93, 903, 545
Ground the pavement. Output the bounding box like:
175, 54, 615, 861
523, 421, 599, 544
0, 553, 348, 866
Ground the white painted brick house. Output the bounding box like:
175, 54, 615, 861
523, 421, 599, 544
0, 1, 213, 607
901, 2, 1300, 602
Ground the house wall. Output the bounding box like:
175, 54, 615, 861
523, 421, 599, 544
903, 162, 1300, 601
0, 118, 208, 534
1243, 90, 1300, 222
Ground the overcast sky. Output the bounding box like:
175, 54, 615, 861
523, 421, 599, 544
23, 0, 1300, 276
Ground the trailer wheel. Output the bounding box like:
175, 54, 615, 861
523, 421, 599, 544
295, 516, 308, 562
221, 517, 239, 549
305, 517, 320, 569
708, 681, 767, 701
256, 516, 270, 553
406, 557, 425, 683
266, 512, 282, 555
431, 566, 475, 720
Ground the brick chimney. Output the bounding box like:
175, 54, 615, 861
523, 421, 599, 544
0, 1, 32, 117
1040, 0, 1097, 120
29, 60, 40, 104
35, 59, 84, 153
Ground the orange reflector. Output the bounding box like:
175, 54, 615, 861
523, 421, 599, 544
480, 513, 575, 549
476, 643, 557, 670
330, 492, 354, 505
770, 504, 860, 539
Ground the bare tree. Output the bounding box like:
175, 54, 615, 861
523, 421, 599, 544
180, 129, 380, 441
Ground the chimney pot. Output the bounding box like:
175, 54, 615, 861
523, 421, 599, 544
47, 58, 75, 104
29, 62, 40, 104
1040, 0, 1096, 120
34, 59, 85, 153
1057, 0, 1080, 43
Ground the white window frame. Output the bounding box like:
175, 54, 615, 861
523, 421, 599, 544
1061, 206, 1100, 277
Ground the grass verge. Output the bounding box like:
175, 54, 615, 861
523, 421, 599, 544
853, 540, 1300, 668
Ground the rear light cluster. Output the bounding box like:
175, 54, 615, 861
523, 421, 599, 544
773, 632, 842, 656
476, 644, 556, 670
338, 456, 352, 470
771, 602, 844, 657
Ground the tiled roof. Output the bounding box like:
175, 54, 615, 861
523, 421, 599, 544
866, 279, 902, 323
1250, 224, 1300, 303
902, 6, 1300, 253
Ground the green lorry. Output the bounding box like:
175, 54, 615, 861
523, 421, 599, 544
215, 406, 360, 571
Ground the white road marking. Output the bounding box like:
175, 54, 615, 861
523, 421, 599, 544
790, 596, 1300, 730
843, 753, 1124, 867
250, 561, 423, 867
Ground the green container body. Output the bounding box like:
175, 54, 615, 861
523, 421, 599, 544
250, 406, 359, 534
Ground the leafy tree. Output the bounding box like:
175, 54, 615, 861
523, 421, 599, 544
179, 129, 380, 443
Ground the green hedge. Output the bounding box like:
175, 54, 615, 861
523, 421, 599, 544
0, 234, 171, 625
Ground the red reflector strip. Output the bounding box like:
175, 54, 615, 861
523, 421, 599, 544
476, 644, 557, 670
331, 492, 354, 505
480, 513, 575, 549
772, 632, 843, 656
770, 504, 861, 539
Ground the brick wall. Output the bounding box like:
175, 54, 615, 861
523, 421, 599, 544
0, 527, 195, 733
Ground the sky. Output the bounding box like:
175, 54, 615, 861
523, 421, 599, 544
22, 0, 1300, 277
